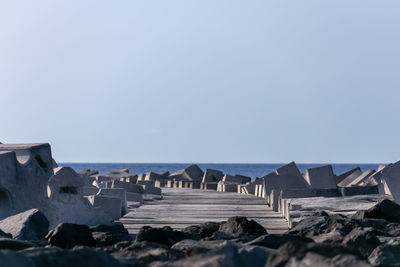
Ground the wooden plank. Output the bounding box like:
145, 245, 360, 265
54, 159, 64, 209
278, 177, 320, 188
119, 188, 289, 234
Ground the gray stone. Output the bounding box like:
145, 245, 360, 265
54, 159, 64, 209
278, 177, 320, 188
303, 165, 337, 189
202, 169, 224, 183
0, 209, 49, 240
78, 169, 99, 177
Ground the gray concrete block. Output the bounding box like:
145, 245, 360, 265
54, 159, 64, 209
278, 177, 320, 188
339, 186, 379, 196
97, 188, 128, 215
380, 161, 400, 202
202, 169, 224, 183
303, 165, 336, 189
222, 174, 251, 184
126, 192, 144, 203
169, 164, 204, 181
112, 180, 144, 194
89, 195, 121, 220
335, 167, 362, 185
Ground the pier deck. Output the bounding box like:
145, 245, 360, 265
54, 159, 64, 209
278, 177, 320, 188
119, 188, 289, 235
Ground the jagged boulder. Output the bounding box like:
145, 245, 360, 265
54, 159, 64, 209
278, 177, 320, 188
45, 223, 96, 249
90, 222, 132, 246
352, 199, 400, 223
135, 226, 194, 246
0, 209, 49, 240
219, 217, 267, 237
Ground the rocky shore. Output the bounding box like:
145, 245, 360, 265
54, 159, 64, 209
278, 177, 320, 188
1, 142, 400, 266
1, 199, 400, 266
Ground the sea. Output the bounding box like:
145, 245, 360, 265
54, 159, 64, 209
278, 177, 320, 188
59, 163, 381, 179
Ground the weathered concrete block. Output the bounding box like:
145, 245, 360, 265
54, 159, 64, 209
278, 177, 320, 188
222, 175, 251, 184
243, 183, 256, 195
281, 188, 341, 199
169, 164, 204, 181
303, 165, 336, 189
166, 180, 174, 188
82, 186, 100, 196
78, 169, 99, 177
155, 180, 168, 187
262, 171, 309, 196
145, 172, 165, 181
339, 186, 379, 196
97, 188, 128, 215
335, 167, 362, 185
137, 180, 155, 188
202, 183, 218, 190
89, 195, 121, 220
217, 182, 239, 192
380, 161, 400, 203
192, 181, 201, 189
144, 186, 162, 195
126, 192, 143, 203
112, 180, 144, 194
276, 162, 302, 177
202, 169, 224, 183
47, 167, 85, 199
346, 169, 376, 187
0, 143, 54, 219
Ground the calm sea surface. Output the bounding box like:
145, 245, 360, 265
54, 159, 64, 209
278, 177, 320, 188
60, 163, 381, 179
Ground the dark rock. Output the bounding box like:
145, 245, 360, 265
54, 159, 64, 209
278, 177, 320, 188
182, 222, 222, 238
111, 241, 183, 266
90, 222, 132, 246
342, 228, 381, 258
237, 245, 275, 267
45, 223, 96, 249
154, 239, 240, 267
171, 239, 237, 256
265, 241, 363, 267
20, 247, 124, 267
0, 250, 35, 267
135, 226, 194, 246
219, 216, 267, 237
0, 209, 49, 240
205, 231, 236, 241
245, 234, 314, 249
287, 214, 328, 237
368, 243, 400, 266
0, 238, 37, 250
353, 199, 400, 223
286, 252, 371, 267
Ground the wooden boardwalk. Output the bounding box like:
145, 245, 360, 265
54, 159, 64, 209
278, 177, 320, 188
119, 188, 289, 234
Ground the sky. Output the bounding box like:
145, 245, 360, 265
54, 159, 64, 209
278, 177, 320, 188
1, 1, 400, 163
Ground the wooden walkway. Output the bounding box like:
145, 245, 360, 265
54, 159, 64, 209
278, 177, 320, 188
119, 188, 289, 234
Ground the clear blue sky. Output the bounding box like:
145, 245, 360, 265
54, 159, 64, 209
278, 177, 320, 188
1, 1, 400, 163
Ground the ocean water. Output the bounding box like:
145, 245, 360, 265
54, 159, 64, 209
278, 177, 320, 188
60, 163, 381, 179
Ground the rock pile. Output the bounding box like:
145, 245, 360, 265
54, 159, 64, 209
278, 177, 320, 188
1, 199, 399, 266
